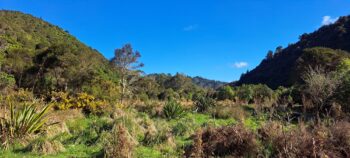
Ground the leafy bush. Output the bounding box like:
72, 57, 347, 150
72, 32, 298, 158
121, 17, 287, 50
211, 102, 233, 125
0, 101, 51, 149
0, 72, 15, 90
236, 84, 254, 103
163, 100, 185, 119
216, 85, 235, 100
335, 58, 350, 113
253, 84, 274, 103
193, 95, 216, 112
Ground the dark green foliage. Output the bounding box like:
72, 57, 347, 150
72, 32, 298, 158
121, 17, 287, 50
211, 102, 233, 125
193, 94, 216, 112
275, 86, 294, 105
252, 84, 274, 103
0, 72, 15, 90
163, 100, 185, 119
236, 84, 254, 103
237, 16, 350, 88
134, 73, 210, 101
216, 85, 235, 100
335, 59, 350, 112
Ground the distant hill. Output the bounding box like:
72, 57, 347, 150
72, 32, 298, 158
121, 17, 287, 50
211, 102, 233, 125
147, 73, 226, 90
191, 76, 227, 89
236, 15, 350, 88
0, 10, 116, 95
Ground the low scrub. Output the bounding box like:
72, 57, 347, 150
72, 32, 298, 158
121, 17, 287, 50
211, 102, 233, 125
103, 123, 135, 158
259, 121, 350, 157
209, 105, 248, 121
185, 124, 259, 157
25, 137, 65, 155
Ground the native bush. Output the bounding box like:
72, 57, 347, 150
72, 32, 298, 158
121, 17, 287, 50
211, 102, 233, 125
193, 95, 216, 112
236, 84, 254, 103
216, 85, 235, 101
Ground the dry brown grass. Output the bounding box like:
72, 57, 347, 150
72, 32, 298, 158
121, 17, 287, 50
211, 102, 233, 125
45, 109, 84, 137
262, 121, 350, 157
104, 123, 135, 158
185, 124, 259, 158
26, 138, 65, 155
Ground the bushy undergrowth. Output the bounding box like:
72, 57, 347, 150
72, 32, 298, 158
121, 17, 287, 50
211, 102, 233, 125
193, 95, 216, 112
185, 124, 259, 157
184, 121, 350, 158
264, 121, 350, 157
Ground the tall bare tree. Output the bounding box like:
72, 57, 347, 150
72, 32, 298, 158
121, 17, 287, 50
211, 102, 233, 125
110, 44, 144, 103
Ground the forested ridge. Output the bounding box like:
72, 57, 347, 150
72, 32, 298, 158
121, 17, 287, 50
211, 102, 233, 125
237, 15, 350, 88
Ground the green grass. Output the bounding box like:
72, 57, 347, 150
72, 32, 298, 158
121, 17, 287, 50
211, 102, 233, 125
135, 146, 162, 158
0, 111, 238, 157
243, 115, 267, 131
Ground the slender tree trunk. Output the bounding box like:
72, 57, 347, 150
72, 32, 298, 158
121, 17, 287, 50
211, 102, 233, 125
120, 74, 126, 104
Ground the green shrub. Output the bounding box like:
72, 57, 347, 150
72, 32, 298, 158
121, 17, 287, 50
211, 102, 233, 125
236, 84, 254, 103
0, 72, 15, 90
216, 85, 235, 100
193, 95, 216, 112
163, 100, 185, 119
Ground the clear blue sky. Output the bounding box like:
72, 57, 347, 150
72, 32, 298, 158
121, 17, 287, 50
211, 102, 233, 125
1, 0, 350, 82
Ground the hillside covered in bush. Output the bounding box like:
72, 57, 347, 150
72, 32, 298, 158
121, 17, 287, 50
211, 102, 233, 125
237, 15, 350, 88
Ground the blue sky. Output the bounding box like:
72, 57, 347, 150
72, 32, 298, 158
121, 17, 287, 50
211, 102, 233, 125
1, 0, 350, 82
